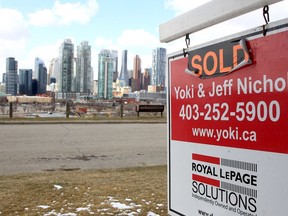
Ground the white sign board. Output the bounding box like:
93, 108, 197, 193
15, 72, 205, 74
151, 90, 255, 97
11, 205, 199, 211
168, 18, 288, 216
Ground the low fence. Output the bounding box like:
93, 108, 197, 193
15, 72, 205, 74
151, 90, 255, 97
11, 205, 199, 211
0, 101, 166, 119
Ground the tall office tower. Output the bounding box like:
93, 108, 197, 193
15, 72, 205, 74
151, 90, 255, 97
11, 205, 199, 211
111, 50, 118, 82
19, 69, 32, 96
58, 39, 74, 93
151, 47, 167, 87
118, 50, 129, 86
35, 58, 47, 94
72, 57, 77, 92
2, 73, 6, 83
49, 58, 59, 84
76, 41, 92, 94
5, 57, 18, 95
98, 49, 114, 99
141, 68, 151, 91
132, 55, 141, 91
34, 57, 44, 79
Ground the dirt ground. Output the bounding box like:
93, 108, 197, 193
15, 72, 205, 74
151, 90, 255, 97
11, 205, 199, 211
0, 166, 168, 215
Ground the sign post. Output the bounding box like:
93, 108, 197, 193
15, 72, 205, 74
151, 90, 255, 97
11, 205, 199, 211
167, 18, 288, 216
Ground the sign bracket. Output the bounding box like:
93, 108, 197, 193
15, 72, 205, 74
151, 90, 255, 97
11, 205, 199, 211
263, 5, 270, 36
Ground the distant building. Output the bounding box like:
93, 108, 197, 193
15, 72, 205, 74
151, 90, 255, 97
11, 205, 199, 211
76, 41, 92, 94
111, 50, 118, 82
93, 80, 98, 96
151, 47, 167, 87
141, 68, 151, 91
132, 55, 141, 92
5, 57, 18, 96
98, 49, 114, 99
0, 83, 6, 94
49, 58, 59, 84
118, 50, 129, 86
58, 39, 74, 93
19, 69, 33, 96
2, 73, 6, 83
35, 58, 47, 94
32, 79, 38, 95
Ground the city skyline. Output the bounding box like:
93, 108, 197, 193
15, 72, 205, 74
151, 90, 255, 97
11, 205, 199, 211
0, 0, 287, 81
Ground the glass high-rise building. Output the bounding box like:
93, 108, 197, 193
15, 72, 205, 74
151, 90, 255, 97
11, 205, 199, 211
35, 58, 47, 94
151, 47, 167, 87
5, 57, 18, 95
76, 41, 92, 94
132, 55, 141, 91
98, 49, 114, 99
19, 69, 32, 96
59, 39, 74, 93
49, 58, 59, 84
118, 50, 129, 86
111, 50, 118, 82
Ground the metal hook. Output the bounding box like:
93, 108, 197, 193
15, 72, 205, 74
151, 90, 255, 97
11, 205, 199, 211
185, 34, 190, 48
263, 5, 270, 24
183, 34, 190, 57
262, 5, 270, 36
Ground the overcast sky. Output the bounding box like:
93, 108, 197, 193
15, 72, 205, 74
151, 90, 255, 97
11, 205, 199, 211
0, 0, 287, 81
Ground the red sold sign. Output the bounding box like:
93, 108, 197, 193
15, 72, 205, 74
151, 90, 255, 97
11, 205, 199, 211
168, 19, 288, 216
170, 30, 288, 154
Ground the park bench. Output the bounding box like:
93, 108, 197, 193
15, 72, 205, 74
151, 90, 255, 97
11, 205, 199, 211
135, 104, 164, 117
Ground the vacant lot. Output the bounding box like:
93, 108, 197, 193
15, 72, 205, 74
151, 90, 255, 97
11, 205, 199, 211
0, 166, 167, 215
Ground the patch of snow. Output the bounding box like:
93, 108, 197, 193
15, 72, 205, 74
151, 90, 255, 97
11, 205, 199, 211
147, 211, 159, 216
156, 203, 164, 207
37, 205, 50, 209
43, 210, 57, 216
97, 208, 109, 212
76, 207, 89, 212
110, 202, 132, 210
127, 212, 139, 216
44, 211, 77, 216
60, 214, 77, 216
54, 185, 63, 190
107, 196, 118, 202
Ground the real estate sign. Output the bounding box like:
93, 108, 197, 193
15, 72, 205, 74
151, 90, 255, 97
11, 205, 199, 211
168, 18, 288, 216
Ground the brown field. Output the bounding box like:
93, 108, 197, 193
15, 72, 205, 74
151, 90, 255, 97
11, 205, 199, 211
0, 166, 168, 215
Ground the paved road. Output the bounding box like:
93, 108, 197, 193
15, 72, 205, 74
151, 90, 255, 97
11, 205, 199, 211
0, 123, 167, 175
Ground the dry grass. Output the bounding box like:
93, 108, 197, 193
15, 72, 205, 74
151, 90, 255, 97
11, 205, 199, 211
0, 166, 167, 216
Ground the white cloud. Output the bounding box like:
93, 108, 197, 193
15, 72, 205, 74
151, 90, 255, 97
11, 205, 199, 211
0, 8, 29, 40
0, 8, 29, 79
117, 29, 160, 48
164, 0, 211, 15
28, 0, 99, 27
28, 9, 57, 27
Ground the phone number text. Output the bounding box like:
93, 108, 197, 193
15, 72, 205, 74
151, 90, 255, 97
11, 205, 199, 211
179, 100, 280, 122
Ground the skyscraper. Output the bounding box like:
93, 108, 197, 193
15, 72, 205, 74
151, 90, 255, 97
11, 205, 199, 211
132, 55, 141, 91
111, 50, 118, 82
98, 49, 114, 99
141, 68, 151, 91
59, 39, 74, 93
151, 47, 167, 87
34, 57, 44, 79
19, 69, 32, 95
76, 41, 92, 94
35, 58, 47, 94
5, 57, 18, 95
2, 73, 6, 83
49, 58, 59, 83
118, 50, 129, 86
